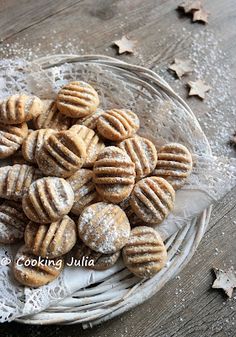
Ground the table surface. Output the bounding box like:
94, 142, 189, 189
0, 1, 236, 336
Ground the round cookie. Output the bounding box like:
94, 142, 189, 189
36, 130, 87, 178
122, 226, 167, 278
22, 128, 55, 164
22, 177, 74, 223
78, 202, 131, 254
130, 177, 175, 224
0, 122, 28, 159
118, 136, 157, 180
0, 201, 29, 244
74, 108, 104, 130
154, 143, 193, 189
70, 125, 105, 167
93, 146, 135, 203
56, 81, 99, 118
67, 169, 99, 216
0, 94, 43, 124
119, 197, 143, 227
24, 215, 76, 258
97, 108, 140, 141
13, 245, 63, 287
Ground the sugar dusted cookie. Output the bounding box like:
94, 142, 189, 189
24, 215, 76, 258
70, 125, 105, 167
56, 81, 99, 118
36, 130, 87, 178
74, 108, 104, 130
93, 146, 135, 203
22, 177, 74, 223
0, 201, 29, 244
97, 108, 139, 141
130, 177, 175, 224
123, 226, 167, 278
0, 94, 43, 124
78, 202, 131, 254
0, 122, 28, 159
13, 245, 63, 287
67, 169, 99, 216
154, 143, 193, 189
118, 136, 157, 180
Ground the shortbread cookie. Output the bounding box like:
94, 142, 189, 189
118, 136, 157, 180
56, 81, 99, 118
36, 130, 86, 178
93, 146, 135, 203
0, 164, 42, 201
97, 108, 140, 141
74, 239, 120, 270
0, 94, 43, 124
25, 215, 76, 258
122, 226, 167, 278
0, 201, 29, 244
119, 197, 143, 227
70, 125, 105, 167
22, 177, 74, 223
22, 129, 55, 164
74, 108, 104, 130
67, 169, 99, 216
130, 177, 175, 224
34, 100, 71, 131
78, 202, 131, 254
13, 245, 63, 287
154, 143, 193, 189
0, 122, 28, 159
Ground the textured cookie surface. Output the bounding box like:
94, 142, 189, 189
122, 226, 167, 278
36, 130, 86, 178
130, 177, 175, 224
25, 215, 76, 258
74, 108, 104, 130
93, 146, 135, 203
0, 123, 28, 159
118, 136, 157, 180
56, 81, 99, 118
97, 108, 139, 141
154, 143, 193, 189
0, 94, 43, 124
78, 202, 131, 254
22, 177, 74, 223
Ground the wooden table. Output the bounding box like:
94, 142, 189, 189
0, 1, 236, 336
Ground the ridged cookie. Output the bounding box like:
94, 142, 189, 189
0, 122, 28, 159
74, 108, 104, 130
93, 146, 135, 203
78, 202, 131, 254
122, 226, 167, 278
97, 108, 139, 141
56, 81, 99, 118
130, 177, 175, 224
22, 177, 74, 223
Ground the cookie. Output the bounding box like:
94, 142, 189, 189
78, 202, 131, 254
0, 164, 42, 201
74, 239, 120, 270
130, 177, 175, 224
13, 245, 63, 287
56, 81, 99, 118
74, 108, 104, 130
33, 100, 71, 131
119, 197, 143, 227
22, 177, 74, 223
22, 128, 55, 164
154, 143, 193, 189
0, 122, 28, 159
118, 136, 157, 180
122, 226, 167, 278
93, 146, 135, 203
67, 169, 99, 216
36, 130, 87, 178
70, 125, 105, 167
24, 215, 76, 258
0, 201, 29, 244
97, 108, 140, 141
0, 94, 43, 124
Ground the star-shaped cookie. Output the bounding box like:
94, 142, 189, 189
114, 36, 136, 54
188, 79, 211, 99
212, 267, 236, 298
169, 58, 193, 79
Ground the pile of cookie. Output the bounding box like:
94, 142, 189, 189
0, 81, 193, 288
